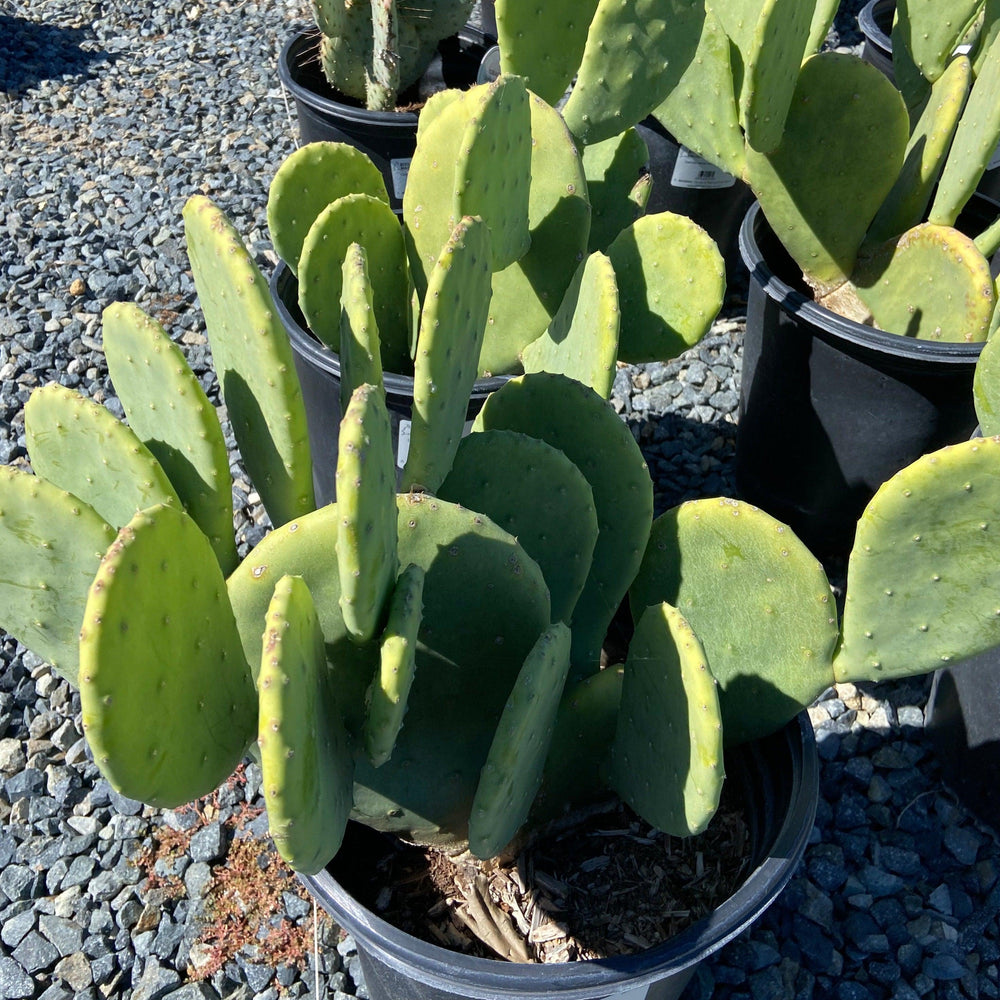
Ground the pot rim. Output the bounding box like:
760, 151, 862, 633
858, 0, 893, 55
738, 200, 987, 364
269, 261, 512, 399
298, 713, 818, 999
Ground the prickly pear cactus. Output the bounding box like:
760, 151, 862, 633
102, 302, 238, 574
611, 602, 723, 837
336, 383, 398, 643
579, 128, 649, 255
24, 382, 181, 530
79, 504, 257, 808
468, 622, 572, 859
364, 563, 424, 768
267, 141, 390, 274
258, 574, 354, 875
183, 195, 315, 528
630, 498, 840, 746
519, 251, 620, 399
974, 325, 1000, 434
0, 468, 115, 686
607, 212, 724, 364
438, 429, 599, 624
835, 437, 1000, 683
473, 372, 653, 676
339, 243, 387, 417
894, 0, 984, 85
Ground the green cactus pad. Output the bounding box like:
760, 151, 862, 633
835, 438, 1000, 683
366, 0, 400, 111
929, 32, 1000, 227
298, 193, 411, 371
894, 0, 983, 84
416, 89, 464, 142
580, 128, 649, 254
974, 332, 1000, 438
611, 602, 723, 836
976, 214, 1000, 259
532, 664, 622, 822
229, 496, 550, 846
455, 76, 532, 271
853, 224, 995, 342
339, 243, 387, 416
834, 438, 1000, 681
866, 55, 972, 246
711, 0, 817, 155
974, 0, 1000, 76
745, 52, 909, 290
806, 0, 840, 55
890, 17, 933, 116
402, 215, 493, 494
607, 212, 724, 364
652, 4, 746, 180
0, 467, 115, 686
183, 195, 314, 527
79, 503, 256, 808
473, 372, 653, 676
519, 251, 620, 398
364, 563, 424, 768
437, 429, 599, 624
629, 498, 839, 746
561, 0, 706, 147
481, 93, 592, 376
468, 622, 572, 858
266, 142, 390, 274
496, 0, 600, 104
336, 383, 398, 643
102, 302, 237, 574
258, 574, 354, 874
25, 382, 181, 530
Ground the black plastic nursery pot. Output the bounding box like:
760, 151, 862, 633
735, 200, 994, 557
277, 28, 492, 211
634, 117, 755, 297
858, 0, 1000, 203
300, 713, 817, 1000
271, 262, 509, 505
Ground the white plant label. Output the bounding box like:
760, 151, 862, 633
671, 147, 736, 190
989, 139, 1000, 172
390, 157, 412, 199
396, 417, 475, 469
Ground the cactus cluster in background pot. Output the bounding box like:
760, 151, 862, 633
311, 0, 475, 111
6, 74, 1000, 966
648, 0, 1000, 342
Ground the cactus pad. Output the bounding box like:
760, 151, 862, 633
894, 0, 983, 84
266, 141, 390, 274
79, 504, 256, 807
336, 383, 398, 643
561, 0, 707, 147
339, 243, 388, 414
402, 215, 493, 494
258, 574, 354, 874
580, 128, 649, 255
183, 195, 314, 527
519, 251, 620, 398
473, 372, 653, 676
25, 382, 181, 530
611, 602, 723, 836
745, 53, 909, 290
102, 302, 237, 574
468, 622, 572, 858
0, 467, 115, 686
364, 563, 425, 768
607, 212, 724, 364
835, 438, 1000, 684
298, 193, 411, 371
495, 0, 600, 105
438, 429, 599, 624
853, 224, 995, 342
977, 320, 1000, 435
629, 498, 839, 746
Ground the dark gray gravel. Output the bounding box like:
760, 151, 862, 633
4, 1, 1000, 999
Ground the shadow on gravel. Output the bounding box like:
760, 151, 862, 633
1, 15, 109, 95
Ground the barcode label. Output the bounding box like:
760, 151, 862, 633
671, 147, 736, 190
390, 157, 412, 199
396, 417, 474, 468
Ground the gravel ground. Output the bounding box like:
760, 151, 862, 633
4, 2, 1000, 999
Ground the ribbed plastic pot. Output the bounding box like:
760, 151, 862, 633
634, 117, 755, 296
300, 713, 817, 1000
858, 0, 1000, 202
277, 28, 490, 212
271, 261, 509, 505
735, 200, 990, 557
